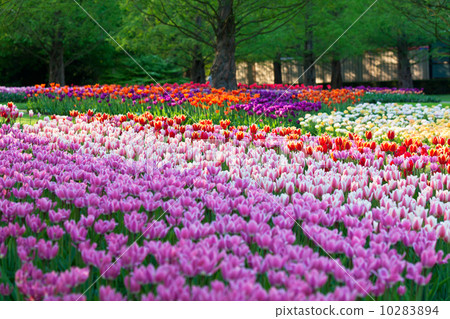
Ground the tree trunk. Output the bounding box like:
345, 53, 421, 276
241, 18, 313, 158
247, 61, 255, 84
331, 57, 342, 88
49, 38, 65, 85
190, 16, 206, 83
303, 28, 315, 86
273, 53, 282, 84
190, 44, 206, 83
210, 0, 237, 91
49, 12, 65, 85
396, 35, 413, 88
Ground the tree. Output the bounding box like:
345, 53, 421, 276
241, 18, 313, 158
366, 1, 436, 88
272, 1, 321, 86
312, 0, 371, 88
236, 19, 296, 85
120, 2, 213, 83
131, 0, 305, 90
302, 0, 316, 86
235, 0, 370, 87
0, 0, 121, 85
390, 0, 449, 47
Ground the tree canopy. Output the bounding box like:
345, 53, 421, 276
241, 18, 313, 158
0, 0, 447, 88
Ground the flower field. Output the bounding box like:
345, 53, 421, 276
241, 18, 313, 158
20, 83, 439, 127
0, 85, 449, 301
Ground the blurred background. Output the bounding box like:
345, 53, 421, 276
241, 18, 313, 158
0, 0, 448, 92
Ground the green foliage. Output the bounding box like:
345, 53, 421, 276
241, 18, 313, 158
0, 0, 122, 84
0, 0, 447, 87
386, 0, 450, 47
120, 2, 213, 74
236, 0, 379, 81
363, 0, 436, 49
311, 0, 371, 61
0, 32, 48, 86
100, 55, 188, 85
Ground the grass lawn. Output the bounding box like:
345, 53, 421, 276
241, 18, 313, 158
15, 102, 40, 125
17, 112, 40, 125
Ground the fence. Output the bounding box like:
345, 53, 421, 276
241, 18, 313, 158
236, 47, 436, 85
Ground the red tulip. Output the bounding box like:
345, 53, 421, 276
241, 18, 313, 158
389, 143, 398, 152
380, 142, 389, 152
387, 130, 395, 140
287, 142, 296, 151
432, 136, 439, 145
69, 110, 79, 117
359, 157, 366, 166
154, 121, 162, 130
438, 155, 447, 165
403, 138, 413, 148
344, 141, 352, 150
430, 149, 438, 157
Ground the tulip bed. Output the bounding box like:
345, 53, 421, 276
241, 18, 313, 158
299, 102, 450, 142
0, 87, 30, 103
19, 83, 438, 128
23, 83, 356, 126
0, 99, 449, 301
